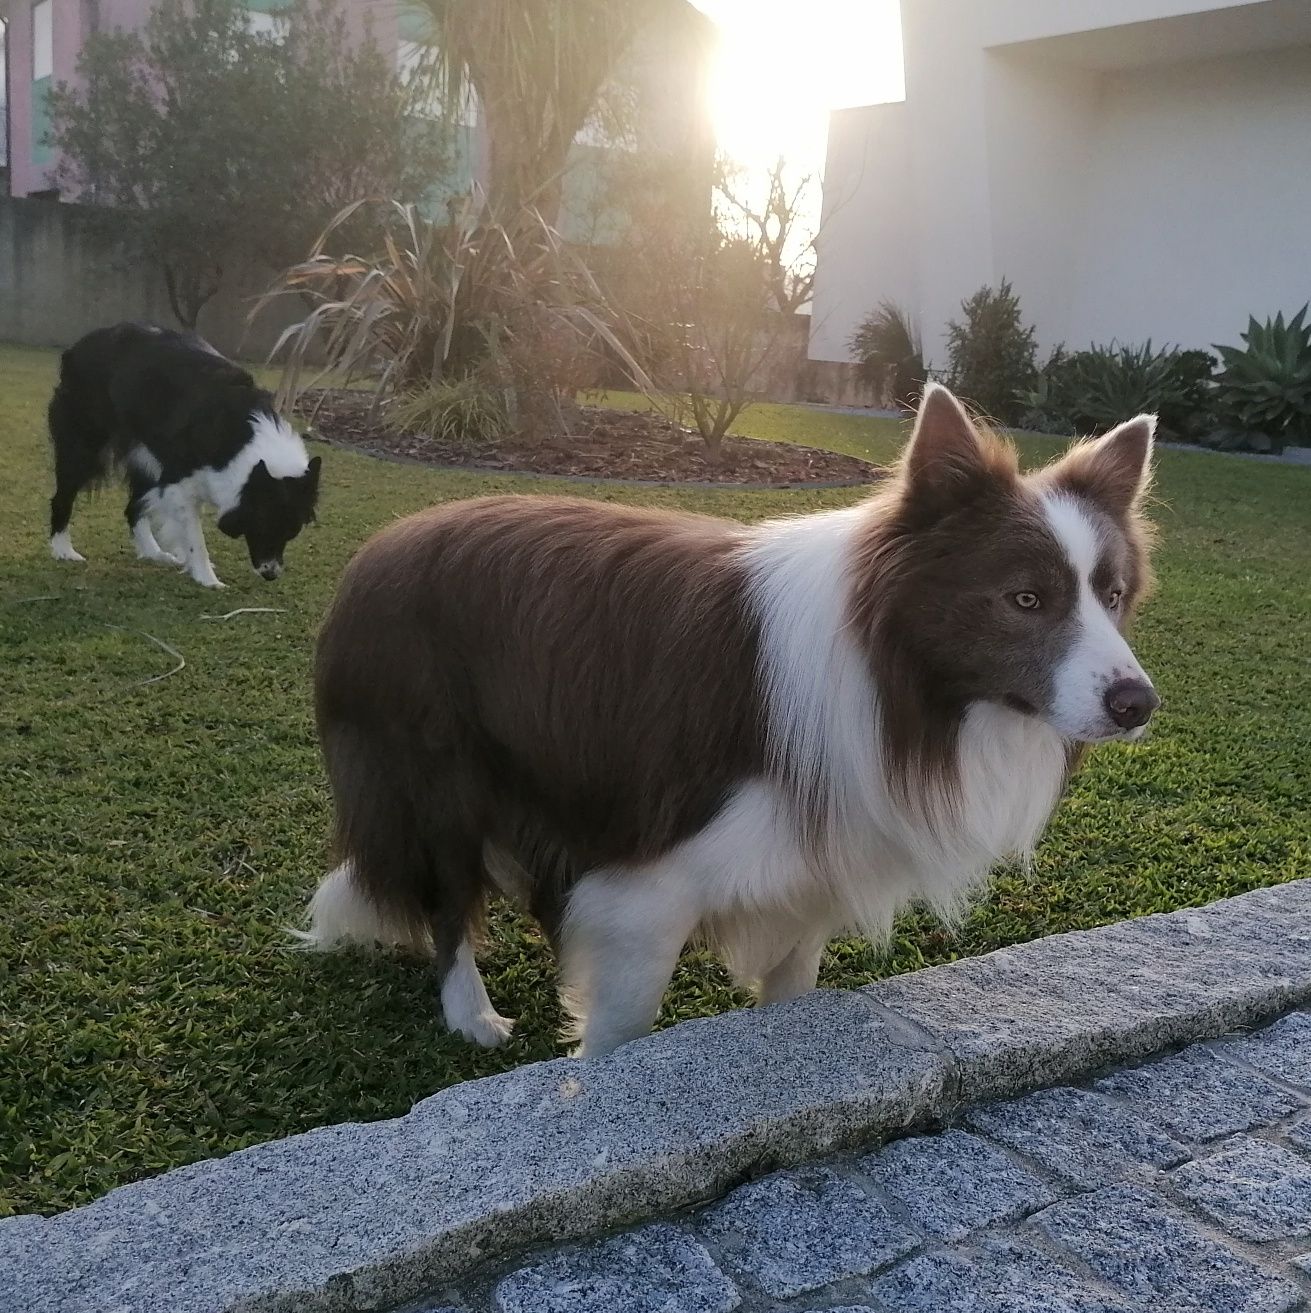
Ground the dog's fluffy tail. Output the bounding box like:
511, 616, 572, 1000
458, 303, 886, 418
291, 862, 432, 953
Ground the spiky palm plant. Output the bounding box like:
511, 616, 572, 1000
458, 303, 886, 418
254, 196, 651, 430
847, 301, 925, 410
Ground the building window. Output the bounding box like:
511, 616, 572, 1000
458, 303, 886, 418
32, 0, 53, 80
1, 21, 8, 171
32, 0, 54, 167
245, 8, 288, 41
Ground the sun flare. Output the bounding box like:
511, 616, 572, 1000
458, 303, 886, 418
694, 0, 905, 171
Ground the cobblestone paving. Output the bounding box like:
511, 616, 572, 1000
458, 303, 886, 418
404, 1010, 1311, 1313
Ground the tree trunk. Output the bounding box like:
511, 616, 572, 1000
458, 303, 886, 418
162, 262, 222, 332
482, 107, 569, 229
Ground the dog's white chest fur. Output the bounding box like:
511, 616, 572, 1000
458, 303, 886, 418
676, 505, 1071, 980
665, 707, 1066, 986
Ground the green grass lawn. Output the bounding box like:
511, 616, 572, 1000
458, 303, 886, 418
2, 345, 1308, 1217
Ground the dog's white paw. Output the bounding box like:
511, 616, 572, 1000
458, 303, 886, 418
455, 1011, 516, 1048
139, 548, 182, 566
50, 533, 85, 562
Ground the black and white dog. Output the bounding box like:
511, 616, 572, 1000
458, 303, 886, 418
48, 323, 321, 588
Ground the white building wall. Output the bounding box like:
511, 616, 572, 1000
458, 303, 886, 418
1071, 45, 1311, 351
811, 102, 914, 359
810, 0, 1311, 369
892, 0, 994, 370
983, 52, 1102, 359
976, 0, 1265, 47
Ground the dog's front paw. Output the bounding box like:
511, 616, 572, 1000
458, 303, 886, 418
455, 1010, 516, 1048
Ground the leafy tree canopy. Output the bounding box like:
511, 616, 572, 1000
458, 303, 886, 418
50, 0, 447, 326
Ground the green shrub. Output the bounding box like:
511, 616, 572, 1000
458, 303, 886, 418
944, 279, 1038, 426
392, 376, 508, 450
1019, 346, 1079, 436
1019, 341, 1214, 439
847, 301, 925, 410
1209, 306, 1311, 453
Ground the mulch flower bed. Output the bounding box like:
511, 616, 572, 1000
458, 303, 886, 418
296, 389, 883, 487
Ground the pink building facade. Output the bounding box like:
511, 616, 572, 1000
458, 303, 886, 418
2, 0, 713, 206
2, 0, 404, 198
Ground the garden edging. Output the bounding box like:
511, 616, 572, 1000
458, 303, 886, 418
5, 879, 1310, 1313
305, 432, 878, 491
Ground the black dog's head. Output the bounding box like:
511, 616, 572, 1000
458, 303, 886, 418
218, 456, 321, 580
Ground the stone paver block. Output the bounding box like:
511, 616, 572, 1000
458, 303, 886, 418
0, 989, 947, 1313
965, 1086, 1189, 1188
861, 1129, 1059, 1241
867, 884, 1311, 1101
1034, 1183, 1301, 1313
1231, 1011, 1311, 1089
491, 1223, 738, 1313
1095, 1046, 1302, 1141
872, 1237, 1136, 1313
698, 1167, 917, 1298
1171, 1135, 1311, 1242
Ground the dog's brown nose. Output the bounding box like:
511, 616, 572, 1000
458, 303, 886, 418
1104, 677, 1160, 729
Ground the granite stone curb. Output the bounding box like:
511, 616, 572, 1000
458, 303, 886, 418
5, 880, 1310, 1313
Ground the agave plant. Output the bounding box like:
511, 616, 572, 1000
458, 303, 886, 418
1018, 341, 1214, 439
1210, 306, 1311, 453
1017, 346, 1078, 436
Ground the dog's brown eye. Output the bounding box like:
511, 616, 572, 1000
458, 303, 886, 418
1013, 591, 1041, 610
1107, 589, 1123, 610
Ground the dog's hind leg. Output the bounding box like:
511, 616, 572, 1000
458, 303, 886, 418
47, 390, 94, 562
424, 837, 515, 1049
49, 500, 86, 562
314, 712, 515, 1047
298, 858, 513, 1048
440, 936, 515, 1048
559, 867, 698, 1058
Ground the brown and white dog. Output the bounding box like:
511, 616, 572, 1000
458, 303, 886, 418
301, 385, 1159, 1056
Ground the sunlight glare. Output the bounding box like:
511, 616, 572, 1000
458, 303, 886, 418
694, 0, 905, 172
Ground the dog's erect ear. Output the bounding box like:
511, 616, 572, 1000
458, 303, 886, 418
903, 384, 993, 506
305, 455, 322, 489
249, 459, 274, 487
1053, 415, 1156, 518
